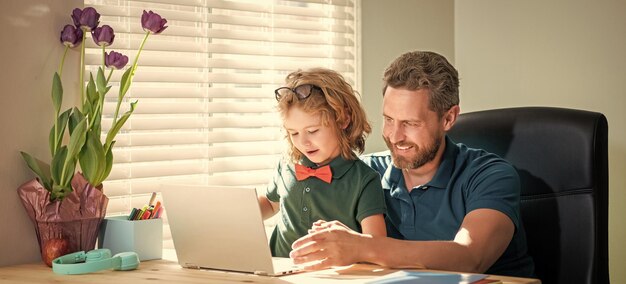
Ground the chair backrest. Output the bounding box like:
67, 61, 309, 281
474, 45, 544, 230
447, 107, 609, 284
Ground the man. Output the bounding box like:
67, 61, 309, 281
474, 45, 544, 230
289, 51, 535, 278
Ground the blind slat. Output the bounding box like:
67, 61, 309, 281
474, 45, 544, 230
112, 145, 282, 163
112, 129, 282, 147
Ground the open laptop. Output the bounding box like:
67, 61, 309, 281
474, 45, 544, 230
160, 184, 303, 276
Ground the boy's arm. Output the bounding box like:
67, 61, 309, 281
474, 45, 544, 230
258, 195, 279, 220
360, 214, 386, 237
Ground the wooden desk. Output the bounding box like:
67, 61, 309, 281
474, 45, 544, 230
0, 259, 540, 284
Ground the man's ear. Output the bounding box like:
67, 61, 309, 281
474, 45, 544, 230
443, 105, 460, 131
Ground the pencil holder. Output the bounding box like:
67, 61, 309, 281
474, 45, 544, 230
98, 216, 163, 261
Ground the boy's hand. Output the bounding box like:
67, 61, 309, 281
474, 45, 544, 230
308, 220, 350, 234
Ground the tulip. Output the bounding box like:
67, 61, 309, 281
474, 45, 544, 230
105, 51, 129, 70
60, 24, 83, 48
92, 25, 115, 46
71, 7, 100, 32
141, 10, 168, 34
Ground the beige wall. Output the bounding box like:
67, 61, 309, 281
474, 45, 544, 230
455, 1, 625, 283
361, 0, 455, 153
0, 0, 81, 266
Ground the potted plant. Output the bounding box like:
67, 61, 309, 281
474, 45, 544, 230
17, 7, 167, 267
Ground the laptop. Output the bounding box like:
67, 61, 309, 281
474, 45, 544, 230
160, 184, 303, 276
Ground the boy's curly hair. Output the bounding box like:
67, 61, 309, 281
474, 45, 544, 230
277, 68, 371, 163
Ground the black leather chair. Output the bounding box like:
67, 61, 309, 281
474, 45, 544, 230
448, 107, 609, 284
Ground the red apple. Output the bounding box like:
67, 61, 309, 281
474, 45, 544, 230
41, 238, 70, 267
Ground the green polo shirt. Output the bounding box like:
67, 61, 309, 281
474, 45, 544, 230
266, 155, 386, 257
361, 136, 535, 278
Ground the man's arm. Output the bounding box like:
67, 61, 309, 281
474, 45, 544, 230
290, 208, 513, 273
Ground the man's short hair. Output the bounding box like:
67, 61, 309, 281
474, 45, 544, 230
382, 51, 460, 116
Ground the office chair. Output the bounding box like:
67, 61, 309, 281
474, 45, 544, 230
448, 107, 609, 284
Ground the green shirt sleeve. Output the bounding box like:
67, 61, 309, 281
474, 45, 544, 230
265, 160, 282, 202
355, 169, 386, 222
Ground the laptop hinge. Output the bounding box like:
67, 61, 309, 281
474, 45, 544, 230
254, 270, 269, 276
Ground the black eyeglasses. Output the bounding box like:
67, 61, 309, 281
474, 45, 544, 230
274, 84, 322, 101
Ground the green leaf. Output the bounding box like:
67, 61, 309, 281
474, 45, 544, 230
65, 117, 87, 164
92, 114, 102, 135
82, 98, 92, 117
20, 152, 52, 190
79, 130, 105, 185
95, 141, 115, 187
90, 104, 102, 135
105, 101, 137, 151
61, 158, 76, 189
96, 67, 108, 97
85, 74, 98, 117
48, 108, 71, 156
50, 146, 68, 186
78, 132, 97, 184
51, 72, 63, 115
118, 68, 133, 100
68, 108, 85, 135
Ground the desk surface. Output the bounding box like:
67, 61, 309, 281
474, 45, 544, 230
0, 259, 540, 284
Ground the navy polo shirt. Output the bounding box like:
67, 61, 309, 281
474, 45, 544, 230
361, 136, 535, 278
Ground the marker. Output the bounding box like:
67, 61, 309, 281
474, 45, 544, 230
151, 201, 161, 219
141, 209, 151, 220
136, 205, 148, 220
128, 208, 137, 220
153, 206, 164, 219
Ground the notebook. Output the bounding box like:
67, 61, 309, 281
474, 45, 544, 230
160, 184, 303, 276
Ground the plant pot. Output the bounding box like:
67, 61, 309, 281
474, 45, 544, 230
17, 172, 108, 266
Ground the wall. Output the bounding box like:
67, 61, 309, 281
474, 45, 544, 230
360, 0, 455, 153
454, 1, 625, 283
0, 0, 81, 266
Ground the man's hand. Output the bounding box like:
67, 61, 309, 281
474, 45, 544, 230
290, 220, 371, 270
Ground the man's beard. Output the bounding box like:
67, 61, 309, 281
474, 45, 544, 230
384, 136, 442, 170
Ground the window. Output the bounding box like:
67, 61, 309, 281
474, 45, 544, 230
85, 0, 358, 248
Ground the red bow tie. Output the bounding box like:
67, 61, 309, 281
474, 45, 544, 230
295, 164, 333, 183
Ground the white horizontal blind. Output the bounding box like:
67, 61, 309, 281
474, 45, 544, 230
84, 0, 358, 248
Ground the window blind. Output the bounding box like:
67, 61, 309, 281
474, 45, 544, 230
84, 0, 358, 248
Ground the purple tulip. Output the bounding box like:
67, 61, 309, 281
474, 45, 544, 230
60, 24, 83, 48
71, 7, 100, 32
105, 51, 129, 70
141, 10, 168, 34
92, 25, 115, 46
